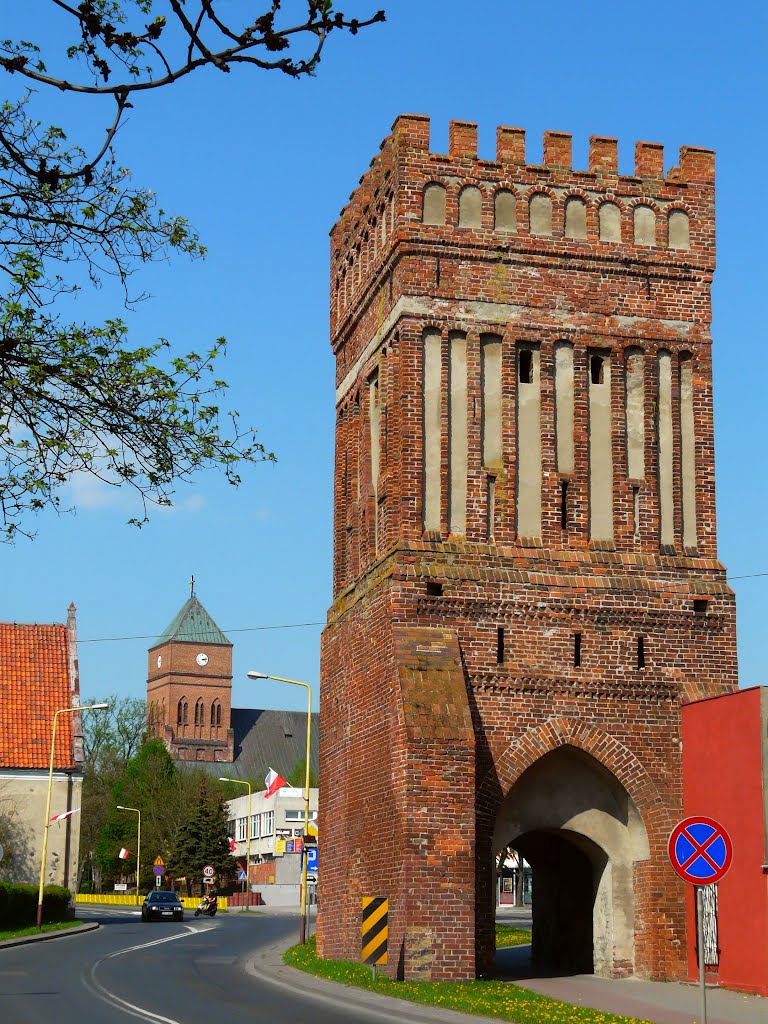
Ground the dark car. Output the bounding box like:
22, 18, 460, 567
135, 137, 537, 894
141, 890, 184, 922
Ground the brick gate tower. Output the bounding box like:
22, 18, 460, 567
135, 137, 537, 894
318, 115, 738, 982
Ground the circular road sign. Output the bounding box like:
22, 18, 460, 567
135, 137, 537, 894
202, 864, 215, 878
668, 816, 733, 885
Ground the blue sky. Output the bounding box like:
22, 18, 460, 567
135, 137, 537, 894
1, 2, 766, 713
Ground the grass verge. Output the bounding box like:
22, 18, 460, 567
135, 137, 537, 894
0, 919, 86, 942
495, 924, 532, 948
283, 937, 653, 1024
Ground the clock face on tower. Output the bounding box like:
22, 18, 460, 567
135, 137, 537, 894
196, 652, 209, 667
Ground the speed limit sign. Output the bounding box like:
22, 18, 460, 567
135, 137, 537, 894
202, 864, 215, 878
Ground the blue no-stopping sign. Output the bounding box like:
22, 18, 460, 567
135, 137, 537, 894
668, 816, 733, 885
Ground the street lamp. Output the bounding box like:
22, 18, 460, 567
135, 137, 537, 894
116, 805, 142, 907
219, 777, 251, 909
247, 670, 312, 944
37, 702, 109, 928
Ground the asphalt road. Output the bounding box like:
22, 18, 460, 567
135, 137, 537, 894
0, 906, 486, 1024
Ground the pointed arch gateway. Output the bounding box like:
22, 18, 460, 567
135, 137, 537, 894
477, 719, 667, 979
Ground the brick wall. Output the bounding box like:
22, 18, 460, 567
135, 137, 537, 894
319, 115, 737, 981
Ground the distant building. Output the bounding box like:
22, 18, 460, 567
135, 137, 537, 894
0, 605, 83, 891
146, 589, 318, 780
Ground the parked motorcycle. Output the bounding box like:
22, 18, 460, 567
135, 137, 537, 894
194, 893, 218, 917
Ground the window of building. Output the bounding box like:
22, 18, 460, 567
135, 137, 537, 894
262, 810, 274, 836
236, 817, 247, 842
250, 814, 259, 839
285, 809, 303, 822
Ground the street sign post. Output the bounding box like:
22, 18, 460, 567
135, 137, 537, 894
237, 869, 247, 882
668, 816, 733, 1024
202, 865, 215, 879
153, 864, 164, 876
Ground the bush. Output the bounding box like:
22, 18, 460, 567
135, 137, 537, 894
0, 882, 72, 927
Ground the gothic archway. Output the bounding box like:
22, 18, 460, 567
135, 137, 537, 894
490, 744, 650, 976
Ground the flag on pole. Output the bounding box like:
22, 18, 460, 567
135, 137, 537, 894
264, 767, 287, 799
50, 808, 81, 823
228, 836, 237, 853
118, 847, 130, 860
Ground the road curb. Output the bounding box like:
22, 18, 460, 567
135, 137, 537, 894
245, 937, 504, 1024
0, 921, 99, 950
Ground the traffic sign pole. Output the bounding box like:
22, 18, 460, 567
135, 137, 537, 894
696, 886, 707, 1024
668, 816, 732, 1024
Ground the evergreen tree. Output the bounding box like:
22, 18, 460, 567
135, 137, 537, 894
170, 779, 232, 892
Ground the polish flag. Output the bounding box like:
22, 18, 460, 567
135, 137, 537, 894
228, 836, 237, 853
50, 808, 80, 822
118, 847, 130, 860
264, 767, 287, 799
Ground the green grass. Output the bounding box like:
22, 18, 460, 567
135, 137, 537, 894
0, 919, 86, 942
284, 937, 654, 1024
495, 923, 532, 948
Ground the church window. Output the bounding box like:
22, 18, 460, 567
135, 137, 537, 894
496, 627, 505, 665
574, 633, 582, 667
216, 703, 221, 727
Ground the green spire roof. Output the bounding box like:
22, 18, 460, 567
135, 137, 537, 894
156, 595, 231, 647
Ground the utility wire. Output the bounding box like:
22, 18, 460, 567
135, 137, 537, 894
78, 621, 325, 643
73, 571, 768, 644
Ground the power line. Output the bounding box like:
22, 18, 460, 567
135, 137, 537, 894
78, 621, 325, 644
73, 571, 768, 644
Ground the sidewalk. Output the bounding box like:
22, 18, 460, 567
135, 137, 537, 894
496, 944, 764, 1024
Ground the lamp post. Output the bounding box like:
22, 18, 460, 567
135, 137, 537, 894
116, 805, 142, 906
37, 702, 109, 929
219, 777, 251, 909
247, 670, 312, 944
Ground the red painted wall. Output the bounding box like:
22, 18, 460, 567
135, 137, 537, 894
682, 687, 768, 995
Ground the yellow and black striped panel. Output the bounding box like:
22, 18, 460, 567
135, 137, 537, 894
361, 896, 388, 965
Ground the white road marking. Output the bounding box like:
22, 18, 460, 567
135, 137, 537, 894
83, 924, 215, 1022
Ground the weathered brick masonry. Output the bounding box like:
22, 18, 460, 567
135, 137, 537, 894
318, 115, 737, 981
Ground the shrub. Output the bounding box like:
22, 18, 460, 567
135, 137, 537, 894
0, 881, 72, 927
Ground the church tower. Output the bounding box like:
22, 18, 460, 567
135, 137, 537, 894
318, 116, 738, 982
147, 587, 234, 763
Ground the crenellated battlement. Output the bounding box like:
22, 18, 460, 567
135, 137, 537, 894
330, 115, 715, 337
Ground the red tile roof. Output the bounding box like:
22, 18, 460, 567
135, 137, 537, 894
0, 619, 78, 770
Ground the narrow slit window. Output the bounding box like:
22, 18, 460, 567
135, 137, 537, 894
519, 349, 533, 384
426, 581, 443, 597
497, 627, 505, 665
636, 636, 646, 670
574, 633, 582, 668
590, 355, 605, 385
560, 480, 569, 529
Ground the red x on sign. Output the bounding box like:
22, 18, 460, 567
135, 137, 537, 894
668, 816, 733, 885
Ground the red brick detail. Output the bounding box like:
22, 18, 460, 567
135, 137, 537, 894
321, 114, 737, 983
